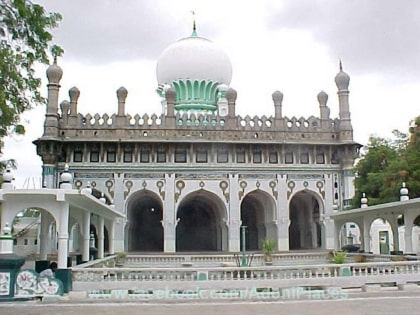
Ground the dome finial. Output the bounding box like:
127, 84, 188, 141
339, 59, 343, 71
191, 10, 197, 37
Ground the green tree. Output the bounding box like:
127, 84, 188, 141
353, 137, 399, 206
0, 0, 62, 145
353, 117, 420, 207
404, 116, 420, 197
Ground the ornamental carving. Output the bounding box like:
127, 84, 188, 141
156, 180, 165, 200
287, 180, 295, 200
175, 180, 185, 202
219, 180, 229, 202
269, 180, 278, 199
239, 180, 247, 200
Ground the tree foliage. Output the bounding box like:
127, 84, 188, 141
353, 116, 420, 207
0, 0, 62, 143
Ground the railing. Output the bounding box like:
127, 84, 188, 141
72, 260, 420, 292
125, 252, 330, 267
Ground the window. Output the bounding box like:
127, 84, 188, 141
140, 148, 150, 163
24, 239, 28, 245
331, 151, 339, 164
90, 148, 99, 162
123, 149, 132, 163
196, 149, 208, 163
175, 149, 187, 163
316, 152, 325, 164
285, 152, 294, 164
107, 147, 116, 162
157, 149, 166, 163
253, 150, 262, 163
217, 149, 228, 163
300, 152, 309, 164
269, 151, 278, 163
236, 150, 246, 163
73, 147, 83, 162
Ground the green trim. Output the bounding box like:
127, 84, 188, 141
42, 166, 55, 175
172, 79, 220, 112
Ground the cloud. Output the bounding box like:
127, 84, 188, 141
268, 0, 420, 80
35, 0, 187, 64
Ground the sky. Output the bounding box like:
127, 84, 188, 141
3, 0, 420, 188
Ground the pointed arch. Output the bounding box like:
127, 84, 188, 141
176, 189, 227, 251
240, 189, 277, 250
289, 190, 323, 250
125, 189, 164, 252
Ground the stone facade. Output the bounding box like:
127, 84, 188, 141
35, 31, 360, 253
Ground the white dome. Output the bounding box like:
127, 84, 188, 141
156, 36, 232, 85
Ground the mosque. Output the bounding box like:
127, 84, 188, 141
34, 25, 361, 254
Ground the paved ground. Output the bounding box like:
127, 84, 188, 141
1, 291, 419, 315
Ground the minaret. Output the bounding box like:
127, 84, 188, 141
44, 56, 63, 137
334, 61, 353, 140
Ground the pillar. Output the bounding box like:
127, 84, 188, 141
57, 205, 69, 269
228, 174, 241, 252
82, 211, 90, 262
97, 216, 104, 259
108, 220, 115, 255
362, 219, 371, 253
163, 173, 176, 252
388, 216, 400, 252
39, 212, 51, 260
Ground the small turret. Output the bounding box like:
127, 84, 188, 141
1, 167, 14, 190
226, 88, 237, 117
44, 57, 63, 137
116, 87, 128, 116
272, 90, 284, 119
69, 86, 80, 116
60, 164, 73, 189
334, 61, 353, 139
46, 56, 63, 85
360, 193, 368, 208
317, 90, 330, 120
400, 182, 409, 201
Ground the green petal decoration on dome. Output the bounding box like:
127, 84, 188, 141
172, 79, 219, 112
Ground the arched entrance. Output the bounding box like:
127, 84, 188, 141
338, 222, 361, 252
176, 190, 227, 251
370, 218, 393, 255
240, 190, 277, 250
126, 190, 163, 252
289, 190, 322, 250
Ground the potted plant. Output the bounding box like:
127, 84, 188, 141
330, 251, 350, 276
262, 239, 276, 265
331, 251, 347, 264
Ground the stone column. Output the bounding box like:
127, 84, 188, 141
97, 216, 104, 259
39, 211, 51, 260
404, 213, 414, 253
228, 174, 240, 252
362, 219, 371, 253
163, 173, 176, 252
82, 211, 90, 262
108, 219, 115, 255
57, 204, 69, 269
387, 216, 400, 252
